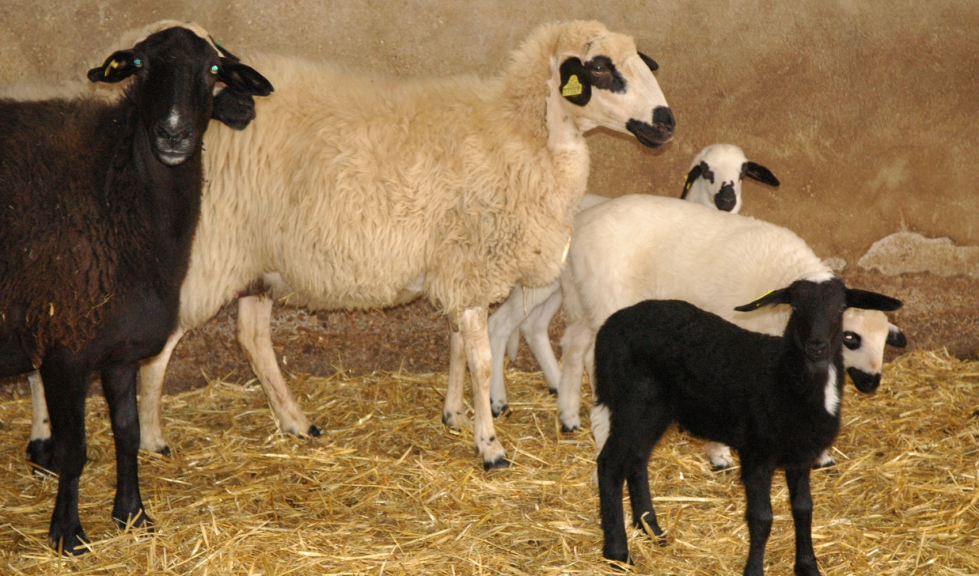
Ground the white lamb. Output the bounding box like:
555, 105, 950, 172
553, 194, 904, 469
27, 20, 675, 471
482, 143, 781, 416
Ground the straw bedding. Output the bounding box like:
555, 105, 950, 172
0, 350, 976, 574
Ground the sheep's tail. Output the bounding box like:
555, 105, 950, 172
590, 402, 611, 488
591, 402, 611, 456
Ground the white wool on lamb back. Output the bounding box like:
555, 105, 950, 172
566, 195, 830, 337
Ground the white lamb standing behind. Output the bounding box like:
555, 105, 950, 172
483, 143, 780, 415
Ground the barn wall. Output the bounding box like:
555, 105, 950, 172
1, 0, 975, 368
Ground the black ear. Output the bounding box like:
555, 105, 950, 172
209, 36, 241, 62
743, 161, 780, 187
216, 58, 274, 96
88, 50, 142, 84
846, 289, 903, 312
734, 287, 793, 312
211, 88, 257, 130
681, 163, 703, 199
886, 324, 907, 348
559, 57, 592, 106
638, 52, 659, 72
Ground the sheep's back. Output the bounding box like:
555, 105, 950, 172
187, 53, 583, 323
567, 195, 829, 336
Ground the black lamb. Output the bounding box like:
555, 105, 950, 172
592, 275, 902, 575
0, 25, 272, 555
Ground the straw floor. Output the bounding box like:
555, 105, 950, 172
0, 350, 976, 575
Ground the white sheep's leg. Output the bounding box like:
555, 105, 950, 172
556, 320, 593, 432
505, 330, 520, 364
442, 329, 469, 429
26, 371, 58, 475
813, 448, 836, 469
236, 294, 319, 437
487, 287, 532, 417
460, 307, 510, 469
705, 441, 737, 470
138, 326, 185, 454
520, 289, 563, 393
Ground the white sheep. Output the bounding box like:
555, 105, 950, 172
28, 20, 675, 471
483, 143, 781, 416
554, 195, 904, 466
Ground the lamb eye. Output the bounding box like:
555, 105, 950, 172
843, 331, 861, 350
591, 64, 607, 74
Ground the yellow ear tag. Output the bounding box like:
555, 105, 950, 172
562, 74, 583, 97
683, 174, 692, 191
104, 59, 120, 77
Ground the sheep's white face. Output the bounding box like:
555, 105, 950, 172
682, 144, 780, 213
842, 309, 906, 393
555, 34, 673, 148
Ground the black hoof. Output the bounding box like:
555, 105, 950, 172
548, 387, 558, 395
26, 438, 58, 476
603, 549, 632, 568
491, 404, 510, 418
157, 445, 172, 458
113, 509, 154, 532
483, 456, 511, 471
307, 425, 322, 437
560, 424, 580, 434
711, 463, 734, 472
50, 528, 90, 556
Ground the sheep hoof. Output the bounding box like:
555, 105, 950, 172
157, 445, 172, 458
602, 549, 632, 568
548, 387, 558, 395
113, 509, 154, 533
711, 462, 734, 472
491, 403, 510, 418
307, 425, 322, 437
483, 455, 511, 471
560, 423, 580, 434
50, 527, 90, 556
26, 438, 59, 476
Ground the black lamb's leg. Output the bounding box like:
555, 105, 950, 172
786, 465, 821, 576
626, 413, 670, 544
101, 362, 153, 532
741, 458, 776, 576
597, 432, 633, 565
39, 350, 90, 555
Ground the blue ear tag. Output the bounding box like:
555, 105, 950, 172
210, 64, 219, 75
133, 58, 142, 68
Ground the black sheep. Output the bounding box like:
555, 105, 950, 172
592, 276, 901, 575
0, 25, 272, 554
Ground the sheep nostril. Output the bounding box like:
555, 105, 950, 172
652, 106, 675, 131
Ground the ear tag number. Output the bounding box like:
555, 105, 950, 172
562, 74, 583, 97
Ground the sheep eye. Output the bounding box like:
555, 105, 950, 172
843, 331, 861, 350
590, 63, 607, 75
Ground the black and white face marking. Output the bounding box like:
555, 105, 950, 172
843, 331, 861, 350
680, 144, 780, 214
554, 30, 673, 148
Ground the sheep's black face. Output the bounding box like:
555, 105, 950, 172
789, 277, 847, 366
131, 28, 221, 166
88, 27, 273, 166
